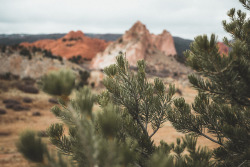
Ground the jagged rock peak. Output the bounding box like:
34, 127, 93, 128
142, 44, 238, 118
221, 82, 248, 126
126, 21, 150, 36
63, 30, 85, 40
131, 21, 146, 29
91, 21, 177, 69
161, 29, 170, 35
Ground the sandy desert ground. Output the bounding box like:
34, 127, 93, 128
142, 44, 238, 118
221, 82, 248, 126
0, 78, 218, 167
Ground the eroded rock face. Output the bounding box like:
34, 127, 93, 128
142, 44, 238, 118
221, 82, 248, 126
0, 53, 82, 79
152, 30, 177, 56
91, 21, 177, 69
217, 42, 229, 55
20, 31, 109, 59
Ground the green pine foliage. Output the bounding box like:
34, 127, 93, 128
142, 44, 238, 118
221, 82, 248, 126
18, 55, 213, 167
48, 86, 140, 167
102, 54, 175, 155
168, 0, 250, 166
40, 69, 75, 97
16, 130, 70, 167
16, 130, 45, 163
101, 55, 213, 167
17, 1, 249, 166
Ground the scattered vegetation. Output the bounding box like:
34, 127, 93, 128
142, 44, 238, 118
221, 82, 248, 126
22, 77, 36, 85
17, 1, 250, 167
43, 50, 63, 61
32, 46, 42, 53
90, 82, 95, 88
68, 55, 83, 64
17, 84, 39, 94
12, 105, 30, 111
48, 98, 58, 104
32, 112, 41, 117
0, 73, 40, 95
69, 37, 82, 41
0, 83, 9, 92
0, 45, 6, 53
0, 108, 7, 115
20, 47, 32, 59
118, 38, 123, 43
40, 69, 75, 97
0, 72, 19, 80
66, 44, 74, 47
77, 70, 90, 88
4, 99, 30, 111
17, 55, 213, 167
17, 130, 71, 166
3, 99, 20, 105
23, 97, 33, 103
174, 54, 186, 64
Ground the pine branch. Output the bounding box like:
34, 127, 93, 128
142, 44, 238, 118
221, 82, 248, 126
238, 160, 247, 167
199, 132, 224, 146
149, 127, 160, 138
188, 114, 224, 146
134, 97, 149, 136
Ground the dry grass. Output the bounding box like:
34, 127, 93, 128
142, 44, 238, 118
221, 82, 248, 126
0, 88, 58, 167
0, 79, 218, 167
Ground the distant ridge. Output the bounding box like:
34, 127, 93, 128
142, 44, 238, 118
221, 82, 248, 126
0, 33, 121, 45
0, 33, 193, 57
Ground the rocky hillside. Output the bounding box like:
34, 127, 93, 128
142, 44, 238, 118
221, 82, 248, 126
0, 50, 83, 79
0, 33, 195, 60
20, 31, 109, 60
91, 21, 177, 69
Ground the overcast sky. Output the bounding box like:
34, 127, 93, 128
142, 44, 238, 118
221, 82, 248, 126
0, 0, 247, 40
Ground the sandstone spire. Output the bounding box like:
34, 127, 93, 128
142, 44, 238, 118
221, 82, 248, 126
152, 30, 177, 56
91, 21, 177, 69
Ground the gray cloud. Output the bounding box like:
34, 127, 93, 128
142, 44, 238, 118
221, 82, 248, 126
0, 0, 246, 40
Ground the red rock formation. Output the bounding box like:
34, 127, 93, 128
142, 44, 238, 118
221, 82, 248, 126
217, 42, 229, 55
20, 30, 109, 59
152, 30, 177, 56
91, 21, 177, 69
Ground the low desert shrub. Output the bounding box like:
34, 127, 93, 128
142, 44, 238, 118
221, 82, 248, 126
40, 69, 75, 97
17, 85, 39, 94
68, 55, 83, 64
0, 108, 7, 115
20, 48, 32, 59
12, 105, 30, 111
32, 112, 41, 116
22, 77, 36, 85
77, 70, 90, 88
3, 99, 20, 105
16, 130, 46, 163
48, 98, 58, 104
23, 97, 33, 103
0, 72, 19, 80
